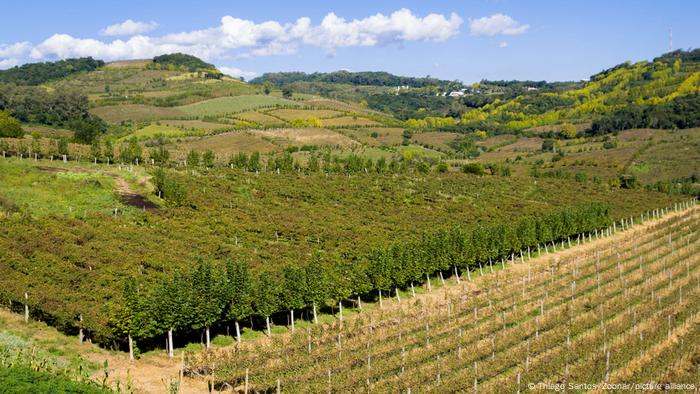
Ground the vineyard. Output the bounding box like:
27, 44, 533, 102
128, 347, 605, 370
186, 202, 700, 393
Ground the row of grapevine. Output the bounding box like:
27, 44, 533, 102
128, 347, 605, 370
184, 202, 699, 392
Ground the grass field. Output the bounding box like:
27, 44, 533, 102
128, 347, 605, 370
179, 95, 297, 117
123, 124, 207, 141
185, 205, 700, 392
0, 159, 132, 218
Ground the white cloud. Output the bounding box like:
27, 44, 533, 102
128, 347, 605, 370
22, 9, 462, 63
0, 42, 31, 69
218, 66, 257, 79
0, 58, 18, 69
101, 19, 158, 36
499, 41, 508, 48
469, 14, 528, 37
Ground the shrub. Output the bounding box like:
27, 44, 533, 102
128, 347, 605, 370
0, 110, 23, 138
462, 162, 485, 175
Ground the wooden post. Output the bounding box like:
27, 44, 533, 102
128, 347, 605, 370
291, 309, 295, 333
168, 328, 174, 357
245, 368, 249, 394
78, 314, 84, 344
128, 334, 134, 361
24, 293, 28, 323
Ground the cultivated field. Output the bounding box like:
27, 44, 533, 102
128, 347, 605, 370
187, 203, 700, 392
90, 104, 187, 123
179, 95, 297, 117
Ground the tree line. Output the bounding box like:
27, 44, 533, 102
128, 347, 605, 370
0, 84, 106, 143
590, 93, 700, 134
111, 202, 611, 358
0, 57, 104, 86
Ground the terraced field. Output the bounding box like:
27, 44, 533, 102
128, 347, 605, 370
187, 202, 700, 393
179, 95, 297, 117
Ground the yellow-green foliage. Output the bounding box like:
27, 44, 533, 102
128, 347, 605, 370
290, 116, 322, 128
407, 58, 700, 133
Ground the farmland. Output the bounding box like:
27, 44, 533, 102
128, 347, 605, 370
187, 204, 700, 392
1, 44, 700, 393
179, 96, 298, 117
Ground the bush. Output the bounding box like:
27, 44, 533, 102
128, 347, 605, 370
462, 162, 485, 175
0, 110, 23, 138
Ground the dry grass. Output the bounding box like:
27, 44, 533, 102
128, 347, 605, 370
161, 119, 232, 131
91, 104, 187, 123
267, 108, 343, 121
365, 127, 406, 146
321, 116, 381, 127
254, 128, 358, 148
104, 59, 151, 69
172, 131, 279, 159
233, 111, 288, 126
413, 132, 460, 151
526, 122, 591, 134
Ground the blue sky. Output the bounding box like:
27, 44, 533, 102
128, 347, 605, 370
1, 0, 698, 82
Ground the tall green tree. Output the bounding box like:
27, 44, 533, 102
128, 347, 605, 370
189, 261, 225, 348
254, 271, 280, 337
224, 260, 254, 343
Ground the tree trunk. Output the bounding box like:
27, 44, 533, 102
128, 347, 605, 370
411, 282, 416, 298
235, 321, 241, 344
426, 274, 432, 291
168, 329, 174, 358
357, 296, 362, 310
338, 301, 343, 321
454, 266, 460, 283
266, 316, 271, 337
128, 334, 134, 362
379, 290, 383, 309
439, 271, 445, 285
291, 309, 295, 333
395, 288, 401, 303
205, 326, 211, 349
313, 303, 318, 324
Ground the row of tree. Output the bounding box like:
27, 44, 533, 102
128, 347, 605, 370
112, 202, 611, 358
